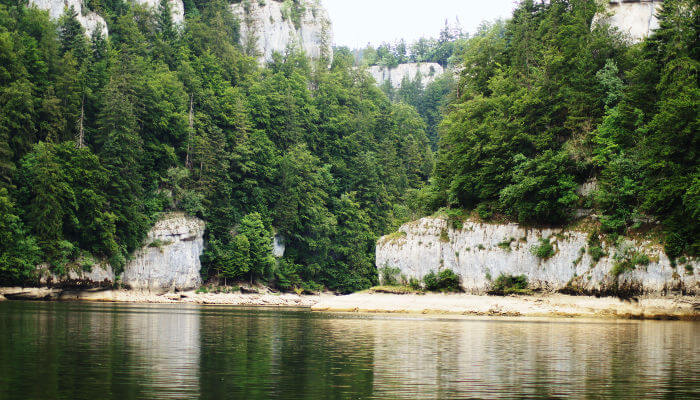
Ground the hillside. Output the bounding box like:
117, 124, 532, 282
0, 0, 697, 295
0, 0, 431, 292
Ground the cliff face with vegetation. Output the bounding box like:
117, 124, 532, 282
599, 0, 663, 42
377, 217, 698, 295
37, 214, 205, 290
231, 0, 332, 61
0, 0, 430, 293
368, 63, 445, 88
121, 214, 204, 291
28, 0, 108, 36
28, 0, 185, 37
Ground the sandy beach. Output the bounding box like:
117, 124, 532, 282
0, 287, 320, 307
311, 292, 699, 320
1, 286, 697, 319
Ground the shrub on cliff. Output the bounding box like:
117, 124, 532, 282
423, 269, 461, 292
489, 274, 530, 295
530, 238, 555, 259
379, 265, 401, 286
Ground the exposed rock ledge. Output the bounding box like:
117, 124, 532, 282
231, 0, 332, 62
36, 213, 205, 291
121, 214, 205, 291
376, 217, 699, 295
368, 63, 445, 88
28, 0, 185, 37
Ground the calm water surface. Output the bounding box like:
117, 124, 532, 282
0, 301, 697, 399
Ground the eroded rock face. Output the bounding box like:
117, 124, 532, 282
368, 63, 445, 88
376, 217, 699, 295
122, 214, 205, 291
37, 263, 115, 288
231, 0, 332, 62
599, 0, 663, 42
29, 0, 108, 37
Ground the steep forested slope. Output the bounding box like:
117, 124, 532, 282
429, 0, 698, 258
0, 0, 432, 292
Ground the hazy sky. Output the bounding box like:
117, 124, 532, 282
322, 0, 518, 48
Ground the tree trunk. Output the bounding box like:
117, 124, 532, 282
76, 96, 85, 148
185, 94, 193, 168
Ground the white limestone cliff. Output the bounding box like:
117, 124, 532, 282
27, 0, 185, 37
29, 0, 108, 37
34, 213, 206, 290
376, 217, 699, 295
231, 0, 332, 62
37, 262, 115, 287
122, 213, 205, 291
598, 0, 663, 42
368, 63, 445, 88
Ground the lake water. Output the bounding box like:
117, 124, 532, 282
0, 301, 697, 399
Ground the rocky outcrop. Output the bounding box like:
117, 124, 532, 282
231, 0, 332, 62
28, 0, 185, 37
122, 213, 205, 291
368, 63, 445, 88
31, 213, 206, 291
599, 0, 663, 42
37, 262, 115, 288
376, 217, 699, 295
29, 0, 108, 37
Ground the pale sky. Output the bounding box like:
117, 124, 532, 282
322, 0, 519, 48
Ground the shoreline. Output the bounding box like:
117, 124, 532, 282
312, 292, 699, 320
0, 287, 697, 320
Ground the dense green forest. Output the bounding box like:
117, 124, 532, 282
0, 0, 432, 291
0, 0, 697, 291
429, 0, 698, 257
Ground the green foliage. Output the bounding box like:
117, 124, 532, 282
439, 228, 449, 243
587, 231, 607, 262
610, 241, 651, 277
530, 238, 555, 259
435, 0, 615, 222
423, 269, 461, 292
408, 277, 422, 291
238, 212, 274, 282
476, 203, 493, 220
0, 0, 432, 290
0, 188, 40, 284
379, 265, 401, 286
359, 21, 467, 68
589, 246, 606, 263
430, 0, 698, 257
1, 0, 696, 291
497, 237, 514, 251
490, 274, 530, 295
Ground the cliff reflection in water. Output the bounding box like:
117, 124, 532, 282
0, 302, 697, 399
366, 318, 698, 399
